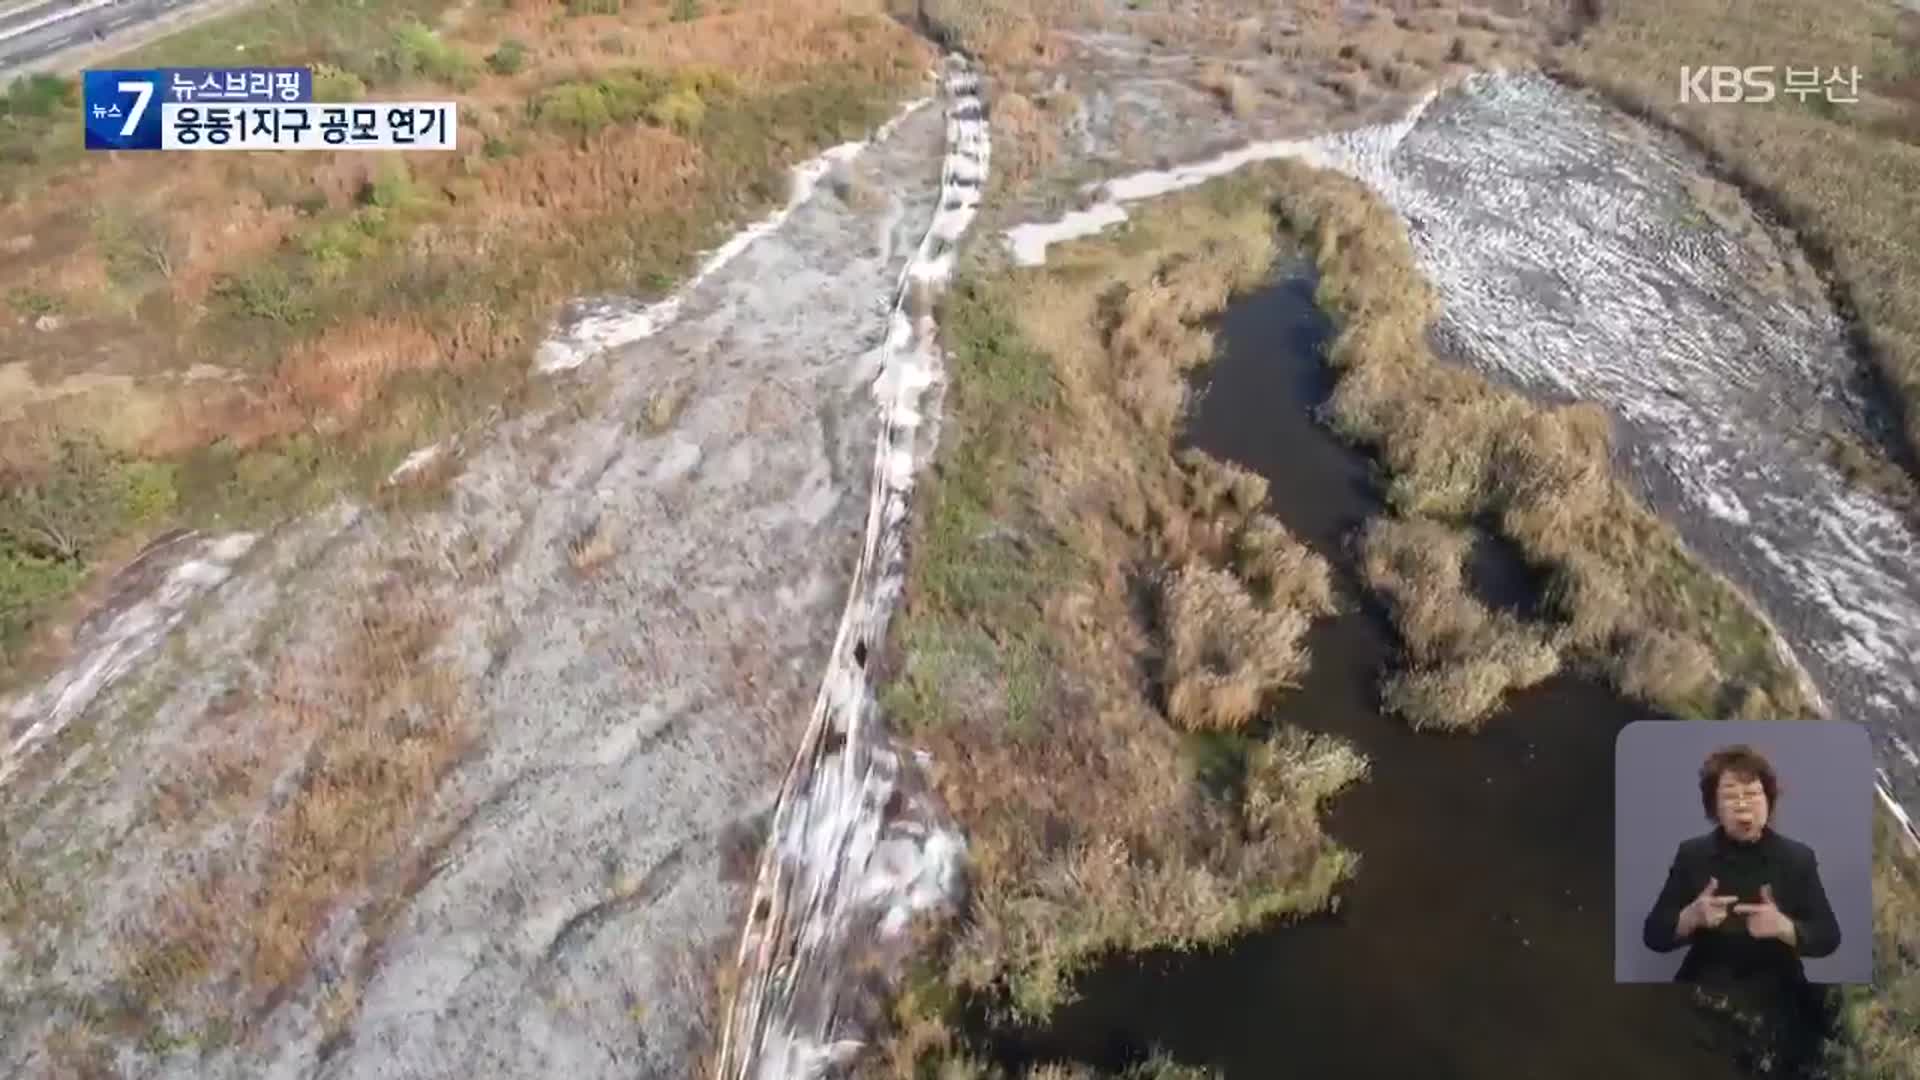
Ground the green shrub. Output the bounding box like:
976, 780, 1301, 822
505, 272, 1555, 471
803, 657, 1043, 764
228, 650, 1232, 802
210, 265, 315, 326
0, 438, 177, 563
530, 68, 740, 137
0, 74, 75, 120
485, 38, 528, 76
298, 217, 379, 279
532, 82, 616, 134
388, 21, 477, 87
603, 71, 673, 116
117, 462, 179, 523
5, 288, 61, 319
363, 159, 420, 210
92, 210, 177, 287
645, 88, 705, 134
534, 71, 642, 131
669, 66, 736, 98
274, 180, 414, 294
0, 548, 85, 658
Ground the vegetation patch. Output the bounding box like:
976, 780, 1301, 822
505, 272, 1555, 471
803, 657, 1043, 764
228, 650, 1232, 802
868, 177, 1367, 1075
1357, 514, 1560, 732
1259, 160, 1809, 724
878, 145, 1919, 1073
529, 66, 738, 138
0, 436, 176, 660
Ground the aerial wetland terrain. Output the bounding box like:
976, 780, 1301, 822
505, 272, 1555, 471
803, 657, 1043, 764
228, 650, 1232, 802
1, 1, 1919, 1079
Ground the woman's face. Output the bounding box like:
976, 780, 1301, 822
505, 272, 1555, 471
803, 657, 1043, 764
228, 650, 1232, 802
1715, 771, 1770, 841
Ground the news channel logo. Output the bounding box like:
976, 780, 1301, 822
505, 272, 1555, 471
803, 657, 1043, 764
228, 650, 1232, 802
82, 69, 164, 151
1677, 65, 1861, 105
82, 67, 456, 152
84, 67, 311, 150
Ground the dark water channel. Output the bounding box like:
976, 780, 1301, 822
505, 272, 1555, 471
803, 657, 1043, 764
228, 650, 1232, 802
974, 273, 1786, 1079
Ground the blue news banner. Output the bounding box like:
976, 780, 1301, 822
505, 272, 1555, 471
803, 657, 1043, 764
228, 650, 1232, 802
83, 67, 457, 151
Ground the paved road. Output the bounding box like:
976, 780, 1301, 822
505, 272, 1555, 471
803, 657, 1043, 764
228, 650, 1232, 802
0, 0, 86, 38
0, 0, 205, 78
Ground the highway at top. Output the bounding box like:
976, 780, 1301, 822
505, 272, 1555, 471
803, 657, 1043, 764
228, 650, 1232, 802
0, 0, 214, 79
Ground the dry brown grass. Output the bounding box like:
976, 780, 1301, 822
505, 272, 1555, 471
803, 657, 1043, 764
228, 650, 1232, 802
1616, 629, 1720, 709
567, 515, 619, 573
153, 159, 308, 293
1560, 0, 1920, 487
251, 595, 465, 1005
1179, 448, 1268, 516
1134, 5, 1257, 53
1236, 511, 1337, 615
270, 316, 448, 432
465, 125, 703, 236
112, 580, 471, 1040
987, 90, 1061, 192
877, 176, 1363, 1063
588, 0, 921, 89
1157, 0, 1567, 121
1163, 563, 1313, 731
1358, 515, 1560, 731
1265, 160, 1811, 723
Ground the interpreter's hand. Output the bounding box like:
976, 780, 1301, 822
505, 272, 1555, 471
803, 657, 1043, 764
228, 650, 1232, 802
1735, 884, 1798, 946
1678, 876, 1740, 938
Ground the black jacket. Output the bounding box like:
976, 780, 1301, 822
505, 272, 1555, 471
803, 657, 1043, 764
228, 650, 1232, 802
1642, 827, 1842, 985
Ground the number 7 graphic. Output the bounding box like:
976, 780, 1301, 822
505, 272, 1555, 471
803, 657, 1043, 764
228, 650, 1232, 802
117, 80, 152, 138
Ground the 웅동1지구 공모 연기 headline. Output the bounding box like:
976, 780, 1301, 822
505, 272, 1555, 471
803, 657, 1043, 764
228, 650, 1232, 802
82, 67, 457, 151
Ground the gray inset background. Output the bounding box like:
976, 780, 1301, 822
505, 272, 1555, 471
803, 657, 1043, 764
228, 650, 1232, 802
1614, 720, 1873, 983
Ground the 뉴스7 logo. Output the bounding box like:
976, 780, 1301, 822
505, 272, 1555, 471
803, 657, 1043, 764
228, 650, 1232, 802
115, 79, 153, 137
83, 69, 165, 150
1680, 66, 1778, 103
